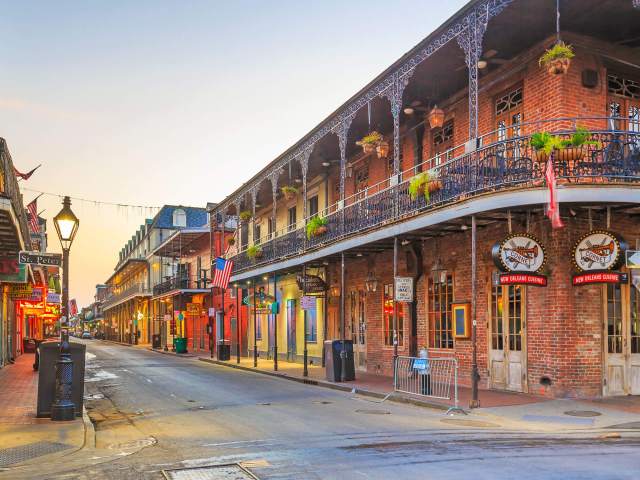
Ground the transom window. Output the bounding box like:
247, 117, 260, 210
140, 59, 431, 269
428, 272, 454, 349
608, 74, 640, 100
495, 87, 523, 116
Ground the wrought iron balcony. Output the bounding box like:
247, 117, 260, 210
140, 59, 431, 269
152, 276, 209, 296
0, 139, 32, 252
229, 118, 640, 275
102, 283, 151, 310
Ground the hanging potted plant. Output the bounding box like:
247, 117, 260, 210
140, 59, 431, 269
408, 171, 442, 202
306, 215, 328, 239
356, 131, 383, 155
239, 210, 252, 223
281, 185, 298, 201
376, 140, 390, 159
539, 41, 574, 75
226, 236, 236, 247
246, 244, 263, 260
530, 127, 600, 163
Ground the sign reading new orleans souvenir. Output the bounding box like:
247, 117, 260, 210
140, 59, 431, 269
492, 233, 546, 273
573, 230, 625, 272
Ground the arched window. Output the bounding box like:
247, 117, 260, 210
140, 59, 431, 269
173, 208, 187, 227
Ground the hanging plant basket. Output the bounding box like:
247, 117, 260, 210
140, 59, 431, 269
239, 210, 252, 223
356, 131, 383, 155
531, 128, 599, 164
226, 237, 236, 246
306, 216, 328, 239
539, 41, 574, 76
246, 245, 263, 260
408, 171, 440, 202
281, 186, 298, 201
376, 141, 390, 159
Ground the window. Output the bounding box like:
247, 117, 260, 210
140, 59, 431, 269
608, 73, 640, 133
491, 284, 523, 352
254, 224, 261, 244
268, 217, 275, 239
428, 272, 454, 348
288, 206, 297, 232
431, 120, 454, 167
305, 300, 317, 342
173, 208, 187, 227
383, 284, 404, 346
308, 195, 319, 218
495, 86, 523, 141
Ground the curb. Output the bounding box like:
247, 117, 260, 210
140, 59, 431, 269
146, 347, 197, 358
197, 357, 451, 412
81, 405, 96, 450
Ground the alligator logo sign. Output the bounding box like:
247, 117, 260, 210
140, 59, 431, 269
573, 230, 625, 272
492, 234, 546, 273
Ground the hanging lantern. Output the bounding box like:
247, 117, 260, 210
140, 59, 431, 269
428, 105, 445, 129
329, 284, 341, 298
365, 270, 378, 293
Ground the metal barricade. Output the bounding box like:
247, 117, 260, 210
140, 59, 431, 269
394, 356, 465, 414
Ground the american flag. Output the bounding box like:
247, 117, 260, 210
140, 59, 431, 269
27, 199, 39, 234
212, 257, 233, 290
545, 153, 564, 229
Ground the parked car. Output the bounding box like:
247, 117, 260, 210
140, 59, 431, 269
81, 331, 92, 339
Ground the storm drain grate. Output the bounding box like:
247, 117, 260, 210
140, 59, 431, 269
0, 441, 72, 467
162, 463, 259, 480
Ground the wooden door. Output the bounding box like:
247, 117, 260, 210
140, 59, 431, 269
286, 299, 296, 361
489, 283, 527, 392
604, 280, 640, 395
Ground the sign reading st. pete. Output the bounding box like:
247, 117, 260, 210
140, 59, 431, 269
18, 251, 62, 267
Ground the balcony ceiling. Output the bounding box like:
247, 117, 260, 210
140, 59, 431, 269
0, 208, 22, 256
153, 228, 209, 258
106, 258, 148, 286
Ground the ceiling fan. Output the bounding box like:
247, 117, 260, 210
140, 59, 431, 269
455, 49, 509, 72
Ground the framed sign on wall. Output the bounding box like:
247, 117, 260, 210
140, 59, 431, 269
452, 302, 470, 339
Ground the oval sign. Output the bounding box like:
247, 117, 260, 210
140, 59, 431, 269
492, 234, 546, 273
573, 230, 624, 272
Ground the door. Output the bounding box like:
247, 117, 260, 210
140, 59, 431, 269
604, 280, 640, 395
350, 290, 367, 371
286, 299, 296, 361
489, 283, 526, 392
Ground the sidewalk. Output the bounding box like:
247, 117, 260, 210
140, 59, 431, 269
197, 355, 546, 409
0, 354, 88, 470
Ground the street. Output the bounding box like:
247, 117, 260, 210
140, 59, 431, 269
9, 340, 637, 480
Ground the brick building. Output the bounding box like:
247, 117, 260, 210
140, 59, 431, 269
210, 0, 640, 399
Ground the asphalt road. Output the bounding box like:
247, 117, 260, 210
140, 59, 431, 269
41, 340, 640, 479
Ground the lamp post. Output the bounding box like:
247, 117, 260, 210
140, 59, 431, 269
51, 196, 79, 421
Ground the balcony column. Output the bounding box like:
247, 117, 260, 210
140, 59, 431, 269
268, 170, 279, 254
456, 5, 489, 140
299, 148, 311, 248
337, 115, 354, 233
250, 186, 258, 246
233, 198, 242, 250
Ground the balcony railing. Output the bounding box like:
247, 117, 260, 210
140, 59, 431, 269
102, 283, 151, 310
0, 139, 32, 249
152, 276, 210, 296
229, 118, 640, 275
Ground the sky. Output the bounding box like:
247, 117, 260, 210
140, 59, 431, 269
0, 0, 465, 307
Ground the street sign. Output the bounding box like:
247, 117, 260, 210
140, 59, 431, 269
300, 295, 316, 310
626, 250, 640, 268
18, 251, 62, 266
394, 276, 414, 302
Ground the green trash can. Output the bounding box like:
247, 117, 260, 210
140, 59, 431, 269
174, 337, 188, 354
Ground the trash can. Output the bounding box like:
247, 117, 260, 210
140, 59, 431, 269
324, 340, 355, 382
217, 339, 231, 361
36, 341, 86, 418
174, 337, 188, 354
152, 334, 161, 349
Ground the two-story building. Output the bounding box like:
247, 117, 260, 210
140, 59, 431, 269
210, 0, 640, 400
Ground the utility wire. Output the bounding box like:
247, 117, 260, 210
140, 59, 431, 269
21, 187, 161, 210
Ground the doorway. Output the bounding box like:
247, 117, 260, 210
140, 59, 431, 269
350, 290, 367, 371
604, 280, 640, 396
286, 299, 296, 361
489, 283, 527, 392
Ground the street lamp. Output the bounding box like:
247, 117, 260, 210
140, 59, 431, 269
51, 196, 79, 421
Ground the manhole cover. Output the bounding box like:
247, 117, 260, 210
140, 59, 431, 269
0, 441, 72, 467
163, 463, 259, 480
313, 401, 333, 405
108, 437, 156, 450
355, 409, 391, 415
440, 418, 500, 428
564, 410, 602, 417
258, 402, 271, 406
